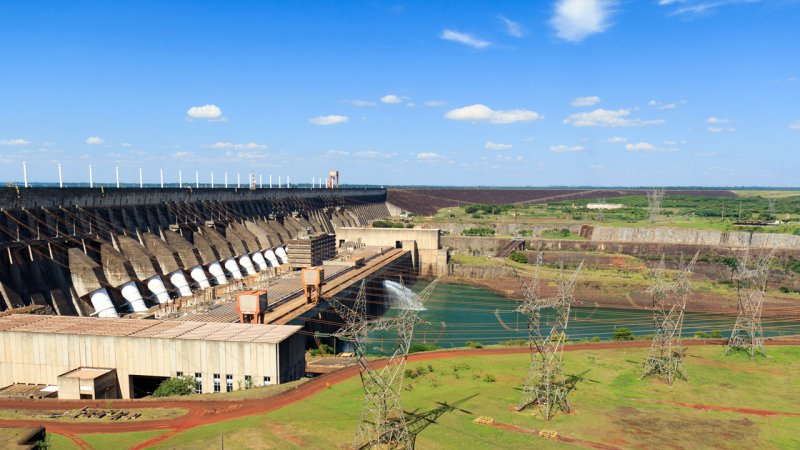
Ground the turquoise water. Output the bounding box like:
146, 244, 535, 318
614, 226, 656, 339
362, 282, 800, 354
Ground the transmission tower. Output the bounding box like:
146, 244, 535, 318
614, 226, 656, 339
726, 249, 774, 357
329, 277, 440, 449
515, 254, 584, 421
642, 253, 698, 385
767, 197, 776, 216
646, 187, 665, 221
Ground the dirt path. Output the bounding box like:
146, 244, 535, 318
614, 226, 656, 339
631, 398, 800, 417
0, 339, 797, 449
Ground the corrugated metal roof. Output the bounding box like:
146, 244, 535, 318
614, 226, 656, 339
0, 315, 300, 344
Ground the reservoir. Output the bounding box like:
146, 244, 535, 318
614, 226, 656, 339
363, 282, 800, 354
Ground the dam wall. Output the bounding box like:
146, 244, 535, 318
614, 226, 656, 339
0, 187, 390, 316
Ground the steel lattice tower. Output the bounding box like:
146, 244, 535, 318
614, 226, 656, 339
515, 254, 584, 421
646, 187, 665, 221
726, 250, 774, 357
329, 277, 439, 450
641, 253, 698, 385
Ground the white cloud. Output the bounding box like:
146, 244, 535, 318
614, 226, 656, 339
706, 116, 730, 124
325, 150, 350, 157
485, 141, 513, 150
590, 164, 606, 170
666, 0, 763, 16
499, 15, 524, 37
625, 142, 656, 151
0, 139, 31, 146
416, 152, 442, 159
440, 29, 491, 49
354, 150, 393, 158
208, 142, 269, 150
551, 0, 616, 42
649, 99, 686, 110
86, 136, 104, 145
174, 151, 194, 158
550, 144, 585, 153
380, 94, 405, 104
309, 115, 349, 125
120, 142, 133, 147
445, 104, 543, 124
424, 100, 447, 107
790, 120, 800, 130
707, 126, 735, 133
345, 99, 376, 107
563, 108, 665, 127
607, 136, 626, 143
186, 104, 223, 121
571, 96, 601, 106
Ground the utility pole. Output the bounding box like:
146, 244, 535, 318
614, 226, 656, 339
642, 253, 698, 385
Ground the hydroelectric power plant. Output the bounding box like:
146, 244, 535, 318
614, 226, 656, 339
0, 184, 450, 399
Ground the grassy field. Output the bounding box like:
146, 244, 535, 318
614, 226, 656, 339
122, 345, 800, 450
417, 193, 800, 235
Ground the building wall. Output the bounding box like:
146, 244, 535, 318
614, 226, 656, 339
335, 227, 446, 275
0, 331, 301, 398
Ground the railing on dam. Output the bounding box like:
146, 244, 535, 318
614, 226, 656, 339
0, 187, 387, 209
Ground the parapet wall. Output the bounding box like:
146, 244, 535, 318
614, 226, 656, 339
586, 225, 800, 249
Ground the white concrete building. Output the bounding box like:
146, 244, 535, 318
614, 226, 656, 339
0, 315, 305, 399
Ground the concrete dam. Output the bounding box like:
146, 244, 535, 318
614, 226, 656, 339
0, 187, 391, 317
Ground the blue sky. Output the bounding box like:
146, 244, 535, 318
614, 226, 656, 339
0, 0, 798, 186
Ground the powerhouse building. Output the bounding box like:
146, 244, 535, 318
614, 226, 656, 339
0, 314, 304, 399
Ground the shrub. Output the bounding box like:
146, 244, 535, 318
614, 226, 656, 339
502, 339, 527, 347
612, 327, 635, 341
372, 220, 405, 228
465, 341, 483, 349
483, 374, 496, 383
590, 336, 601, 343
409, 343, 441, 353
310, 343, 334, 356
695, 330, 723, 339
463, 228, 495, 236
153, 376, 196, 397
508, 252, 528, 264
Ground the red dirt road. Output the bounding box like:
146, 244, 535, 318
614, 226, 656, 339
631, 398, 800, 417
1, 339, 797, 449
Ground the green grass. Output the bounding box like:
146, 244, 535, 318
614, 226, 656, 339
78, 430, 168, 450
49, 433, 81, 449
147, 345, 800, 450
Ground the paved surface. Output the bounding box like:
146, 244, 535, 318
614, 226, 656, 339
0, 338, 797, 449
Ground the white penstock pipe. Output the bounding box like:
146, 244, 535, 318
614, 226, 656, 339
264, 249, 280, 267
238, 254, 257, 275
208, 261, 227, 285
251, 252, 269, 271
89, 288, 119, 318
189, 265, 211, 289
169, 270, 193, 297
146, 275, 171, 304
119, 281, 148, 312
224, 258, 243, 279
